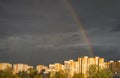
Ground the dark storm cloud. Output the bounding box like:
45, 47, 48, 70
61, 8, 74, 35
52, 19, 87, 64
0, 0, 14, 3
110, 25, 120, 32
69, 0, 120, 61
70, 0, 120, 30
0, 0, 78, 38
0, 0, 120, 65
0, 0, 85, 65
0, 32, 86, 51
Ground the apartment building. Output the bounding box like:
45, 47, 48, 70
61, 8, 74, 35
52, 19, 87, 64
13, 63, 33, 73
108, 61, 120, 74
0, 63, 12, 70
36, 65, 48, 73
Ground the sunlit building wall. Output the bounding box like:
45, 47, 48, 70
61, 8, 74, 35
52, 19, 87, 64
98, 58, 105, 68
77, 56, 105, 76
81, 56, 88, 75
74, 61, 79, 73
48, 64, 56, 77
54, 63, 63, 71
49, 64, 56, 71
13, 64, 33, 73
36, 65, 48, 73
64, 60, 75, 77
48, 63, 64, 76
78, 58, 82, 73
0, 63, 12, 70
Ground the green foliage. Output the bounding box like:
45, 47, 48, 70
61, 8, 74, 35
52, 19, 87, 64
17, 71, 28, 78
0, 67, 44, 78
28, 68, 38, 78
87, 64, 98, 78
51, 71, 68, 78
34, 74, 43, 78
72, 73, 84, 78
94, 68, 113, 78
87, 64, 113, 78
0, 68, 19, 78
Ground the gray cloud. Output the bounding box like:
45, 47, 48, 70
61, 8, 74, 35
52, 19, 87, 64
0, 0, 120, 65
0, 32, 84, 50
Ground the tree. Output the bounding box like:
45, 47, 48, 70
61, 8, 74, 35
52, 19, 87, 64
0, 67, 19, 78
28, 68, 38, 78
72, 73, 84, 78
87, 64, 113, 78
17, 71, 28, 78
51, 71, 68, 78
34, 75, 43, 78
95, 68, 113, 78
87, 65, 98, 78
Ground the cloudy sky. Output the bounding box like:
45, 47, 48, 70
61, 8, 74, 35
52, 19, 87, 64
0, 0, 120, 66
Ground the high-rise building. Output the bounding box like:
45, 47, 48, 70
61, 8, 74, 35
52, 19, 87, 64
47, 63, 65, 77
0, 63, 12, 70
36, 65, 48, 73
81, 56, 88, 75
54, 63, 63, 71
64, 60, 75, 77
108, 61, 120, 74
13, 64, 33, 73
74, 61, 79, 73
77, 56, 105, 76
48, 63, 64, 72
47, 56, 106, 78
98, 57, 105, 68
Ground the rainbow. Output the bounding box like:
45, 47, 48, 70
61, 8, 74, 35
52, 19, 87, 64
63, 0, 94, 56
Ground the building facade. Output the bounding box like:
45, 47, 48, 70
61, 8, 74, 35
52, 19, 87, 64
13, 64, 33, 73
108, 61, 120, 74
77, 56, 105, 76
36, 65, 48, 73
0, 63, 12, 70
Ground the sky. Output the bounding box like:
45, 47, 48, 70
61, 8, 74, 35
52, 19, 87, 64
0, 0, 120, 66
